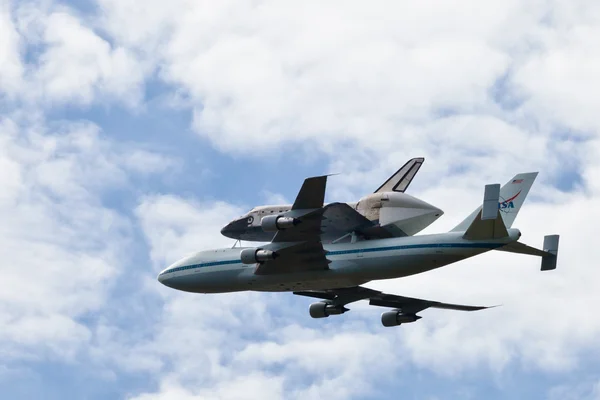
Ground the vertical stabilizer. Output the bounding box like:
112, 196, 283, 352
374, 158, 424, 193
452, 172, 538, 232
462, 184, 509, 240
541, 235, 560, 271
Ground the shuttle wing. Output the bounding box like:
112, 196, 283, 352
255, 176, 393, 274
294, 286, 492, 314
321, 203, 393, 241
256, 175, 331, 274
292, 175, 328, 210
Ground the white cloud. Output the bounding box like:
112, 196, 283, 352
0, 0, 24, 97
509, 0, 600, 133
260, 190, 289, 205
136, 195, 244, 268
0, 115, 173, 367
0, 1, 148, 108
2, 0, 600, 398
34, 10, 146, 107
123, 150, 178, 174
131, 373, 285, 400
97, 0, 597, 158
87, 1, 600, 397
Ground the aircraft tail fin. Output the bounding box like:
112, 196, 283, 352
462, 184, 509, 240
374, 157, 424, 194
451, 172, 538, 232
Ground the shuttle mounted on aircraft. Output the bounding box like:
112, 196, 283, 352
158, 170, 560, 328
221, 158, 443, 243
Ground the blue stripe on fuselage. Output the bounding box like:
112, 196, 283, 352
326, 242, 502, 256
159, 242, 504, 276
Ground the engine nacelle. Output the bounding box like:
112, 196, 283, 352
240, 248, 277, 264
309, 302, 347, 318
381, 311, 421, 327
261, 215, 299, 232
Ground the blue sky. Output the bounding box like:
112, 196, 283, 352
1, 1, 600, 399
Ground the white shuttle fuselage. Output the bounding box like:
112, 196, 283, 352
221, 191, 443, 242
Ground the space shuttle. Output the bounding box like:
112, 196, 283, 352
221, 158, 443, 243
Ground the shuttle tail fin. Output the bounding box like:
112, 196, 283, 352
374, 157, 424, 194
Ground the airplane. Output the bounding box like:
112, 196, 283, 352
220, 157, 444, 243
158, 172, 559, 327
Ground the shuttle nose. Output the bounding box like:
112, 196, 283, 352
220, 224, 232, 238
220, 218, 248, 239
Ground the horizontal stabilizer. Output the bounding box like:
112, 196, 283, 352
494, 235, 559, 271
495, 241, 550, 257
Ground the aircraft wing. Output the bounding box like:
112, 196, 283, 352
294, 286, 491, 314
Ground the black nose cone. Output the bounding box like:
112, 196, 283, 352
220, 219, 248, 239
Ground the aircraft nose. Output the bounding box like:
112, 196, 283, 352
157, 267, 181, 290
157, 268, 169, 285
157, 261, 180, 287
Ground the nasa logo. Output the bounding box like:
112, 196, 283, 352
498, 190, 521, 213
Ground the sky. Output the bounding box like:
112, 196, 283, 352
1, 0, 600, 398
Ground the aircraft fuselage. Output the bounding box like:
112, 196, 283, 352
158, 230, 520, 294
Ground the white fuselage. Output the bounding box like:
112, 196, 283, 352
220, 192, 443, 242
158, 230, 520, 294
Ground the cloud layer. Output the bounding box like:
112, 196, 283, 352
1, 0, 600, 399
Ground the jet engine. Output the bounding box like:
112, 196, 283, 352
240, 248, 277, 264
260, 215, 299, 232
380, 311, 422, 327
309, 302, 348, 318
